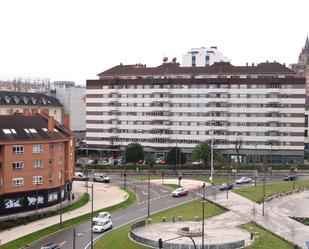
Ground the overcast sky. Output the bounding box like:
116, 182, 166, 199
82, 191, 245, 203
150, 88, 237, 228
0, 0, 308, 85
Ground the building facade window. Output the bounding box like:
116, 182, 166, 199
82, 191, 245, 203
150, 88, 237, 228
12, 177, 24, 187
33, 160, 44, 169
33, 144, 43, 153
12, 162, 24, 170
32, 176, 43, 185
13, 145, 24, 154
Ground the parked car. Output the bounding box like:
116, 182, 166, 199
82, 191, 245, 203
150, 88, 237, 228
158, 159, 166, 165
235, 177, 252, 184
93, 174, 110, 183
74, 172, 88, 181
92, 211, 112, 224
283, 174, 297, 181
40, 243, 60, 249
192, 161, 202, 165
172, 187, 189, 197
92, 218, 113, 233
218, 183, 234, 191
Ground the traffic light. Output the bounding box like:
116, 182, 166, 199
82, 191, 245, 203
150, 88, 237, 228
178, 176, 182, 181
158, 238, 163, 249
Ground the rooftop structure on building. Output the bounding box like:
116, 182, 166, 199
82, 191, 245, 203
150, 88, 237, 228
0, 91, 63, 123
86, 60, 305, 164
53, 81, 75, 89
182, 46, 230, 67
0, 77, 51, 93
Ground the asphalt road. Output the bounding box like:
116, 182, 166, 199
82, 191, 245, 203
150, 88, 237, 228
28, 177, 217, 249
25, 173, 309, 249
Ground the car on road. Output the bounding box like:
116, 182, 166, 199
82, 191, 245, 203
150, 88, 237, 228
93, 173, 110, 183
218, 183, 234, 191
235, 177, 252, 184
283, 174, 297, 181
92, 212, 111, 224
92, 218, 113, 233
40, 243, 60, 249
172, 187, 189, 197
74, 172, 88, 181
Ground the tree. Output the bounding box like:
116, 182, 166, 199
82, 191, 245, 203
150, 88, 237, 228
124, 143, 144, 163
145, 154, 156, 168
191, 141, 220, 166
166, 147, 186, 165
235, 137, 243, 166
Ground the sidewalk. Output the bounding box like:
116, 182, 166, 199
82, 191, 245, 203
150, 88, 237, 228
206, 190, 309, 249
0, 181, 128, 245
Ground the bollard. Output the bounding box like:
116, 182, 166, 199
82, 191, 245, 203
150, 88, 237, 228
178, 216, 182, 221
172, 216, 176, 223
162, 217, 166, 222
194, 216, 199, 222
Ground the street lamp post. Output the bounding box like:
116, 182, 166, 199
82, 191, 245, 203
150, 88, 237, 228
262, 165, 266, 216
210, 137, 214, 184
73, 228, 84, 249
226, 166, 229, 199
202, 183, 206, 249
147, 162, 151, 217
90, 184, 94, 249
60, 170, 63, 227
293, 167, 297, 191
35, 182, 39, 220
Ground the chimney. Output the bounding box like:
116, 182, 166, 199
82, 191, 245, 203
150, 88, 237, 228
48, 116, 55, 132
252, 63, 254, 66
63, 114, 70, 129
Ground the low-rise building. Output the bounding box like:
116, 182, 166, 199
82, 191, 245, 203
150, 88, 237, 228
0, 91, 63, 123
0, 113, 75, 215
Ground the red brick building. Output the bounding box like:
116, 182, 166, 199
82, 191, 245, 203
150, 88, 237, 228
0, 113, 75, 215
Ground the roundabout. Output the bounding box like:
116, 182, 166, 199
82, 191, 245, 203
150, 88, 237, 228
130, 220, 252, 249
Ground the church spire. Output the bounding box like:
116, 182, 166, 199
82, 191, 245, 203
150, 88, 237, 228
305, 35, 309, 51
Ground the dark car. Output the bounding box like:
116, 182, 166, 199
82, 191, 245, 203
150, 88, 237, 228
218, 183, 234, 191
40, 243, 60, 249
283, 174, 297, 181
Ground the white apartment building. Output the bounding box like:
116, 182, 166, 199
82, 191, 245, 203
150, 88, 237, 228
182, 47, 230, 67
86, 61, 305, 164
54, 84, 86, 139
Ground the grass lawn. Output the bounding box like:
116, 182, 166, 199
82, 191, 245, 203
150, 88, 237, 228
241, 222, 293, 249
163, 184, 181, 189
63, 193, 89, 213
233, 180, 309, 202
94, 198, 225, 249
128, 175, 164, 181
2, 189, 136, 249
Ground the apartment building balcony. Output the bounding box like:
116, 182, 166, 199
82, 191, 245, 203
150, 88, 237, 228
152, 88, 170, 94
150, 134, 171, 139
150, 98, 170, 103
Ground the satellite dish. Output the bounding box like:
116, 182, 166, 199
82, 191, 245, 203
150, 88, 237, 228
163, 57, 168, 63
172, 57, 177, 63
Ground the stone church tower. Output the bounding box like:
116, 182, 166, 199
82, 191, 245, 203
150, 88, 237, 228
299, 36, 309, 65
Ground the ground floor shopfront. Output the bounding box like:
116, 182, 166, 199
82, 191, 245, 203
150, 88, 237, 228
0, 181, 72, 215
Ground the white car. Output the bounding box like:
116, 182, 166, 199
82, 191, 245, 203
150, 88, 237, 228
74, 172, 88, 181
92, 219, 113, 233
92, 212, 111, 224
192, 161, 202, 165
93, 174, 110, 183
235, 177, 252, 184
